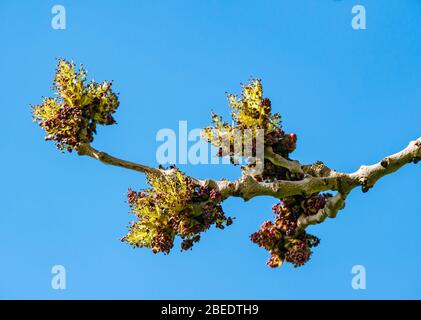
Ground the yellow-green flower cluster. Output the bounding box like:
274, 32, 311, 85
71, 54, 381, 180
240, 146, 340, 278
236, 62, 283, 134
32, 59, 119, 151
201, 80, 287, 168
122, 168, 232, 253
202, 79, 281, 145
228, 79, 280, 130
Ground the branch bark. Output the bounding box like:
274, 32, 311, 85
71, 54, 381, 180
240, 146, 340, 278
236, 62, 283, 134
297, 192, 348, 230
75, 143, 163, 176
75, 137, 421, 230
264, 146, 304, 174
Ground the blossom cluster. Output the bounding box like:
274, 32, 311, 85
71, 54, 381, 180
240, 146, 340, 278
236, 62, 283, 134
201, 81, 277, 157
32, 59, 119, 151
251, 193, 331, 267
202, 80, 334, 267
122, 168, 233, 253
201, 80, 300, 180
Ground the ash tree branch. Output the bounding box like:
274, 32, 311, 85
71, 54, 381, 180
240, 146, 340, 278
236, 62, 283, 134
297, 192, 348, 230
215, 137, 421, 227
75, 143, 163, 176
264, 146, 304, 174
75, 137, 421, 229
349, 138, 421, 192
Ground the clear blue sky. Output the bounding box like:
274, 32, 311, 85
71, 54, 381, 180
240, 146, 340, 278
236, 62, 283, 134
0, 0, 420, 299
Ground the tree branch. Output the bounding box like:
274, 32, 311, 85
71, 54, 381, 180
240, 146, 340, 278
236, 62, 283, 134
218, 137, 421, 227
75, 143, 163, 176
349, 138, 421, 192
264, 146, 304, 174
297, 192, 348, 230
75, 137, 421, 229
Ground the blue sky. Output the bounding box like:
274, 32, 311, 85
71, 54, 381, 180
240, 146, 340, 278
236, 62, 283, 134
0, 0, 420, 299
